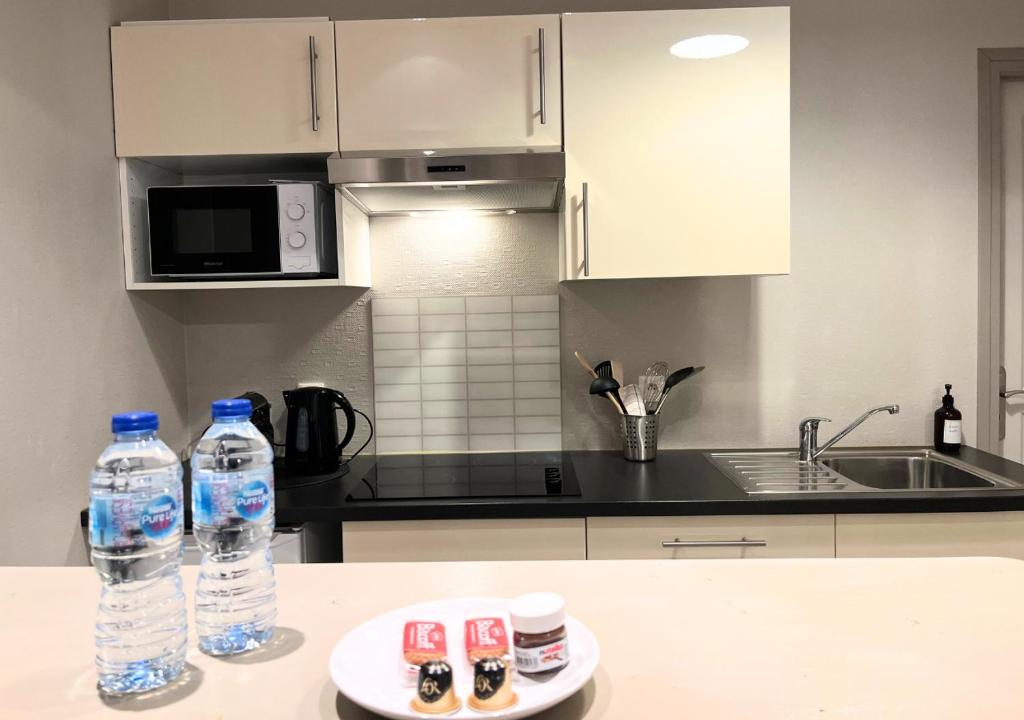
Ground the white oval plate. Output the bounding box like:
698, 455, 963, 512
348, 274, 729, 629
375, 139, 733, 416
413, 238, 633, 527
329, 596, 599, 719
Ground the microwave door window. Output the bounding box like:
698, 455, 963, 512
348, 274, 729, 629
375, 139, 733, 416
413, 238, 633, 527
173, 208, 253, 254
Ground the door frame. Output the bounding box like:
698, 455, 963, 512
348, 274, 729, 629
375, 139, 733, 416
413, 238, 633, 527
977, 49, 1024, 452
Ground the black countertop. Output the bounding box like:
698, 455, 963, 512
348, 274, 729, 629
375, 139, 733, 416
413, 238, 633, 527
273, 446, 1024, 523
80, 446, 1024, 530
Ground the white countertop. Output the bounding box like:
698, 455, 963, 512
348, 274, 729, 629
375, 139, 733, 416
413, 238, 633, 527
3, 557, 1024, 718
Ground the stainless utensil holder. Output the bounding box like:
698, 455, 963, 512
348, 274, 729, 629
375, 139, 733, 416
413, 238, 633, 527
622, 414, 658, 462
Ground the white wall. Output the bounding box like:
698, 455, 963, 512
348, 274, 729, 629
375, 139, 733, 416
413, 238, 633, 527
171, 0, 1024, 452
0, 0, 182, 566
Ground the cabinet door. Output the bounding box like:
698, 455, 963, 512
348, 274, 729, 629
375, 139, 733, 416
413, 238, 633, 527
341, 518, 586, 562
111, 20, 338, 157
561, 8, 789, 280
336, 16, 561, 154
586, 515, 834, 560
836, 512, 1024, 559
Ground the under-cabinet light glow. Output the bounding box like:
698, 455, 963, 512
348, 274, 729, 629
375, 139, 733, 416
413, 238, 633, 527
406, 209, 514, 218
669, 34, 749, 59
422, 150, 435, 156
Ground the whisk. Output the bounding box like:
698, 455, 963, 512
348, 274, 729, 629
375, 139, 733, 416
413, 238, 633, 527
640, 361, 668, 410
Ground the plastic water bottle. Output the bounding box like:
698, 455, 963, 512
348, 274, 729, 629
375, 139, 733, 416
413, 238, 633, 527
191, 398, 277, 655
89, 411, 187, 695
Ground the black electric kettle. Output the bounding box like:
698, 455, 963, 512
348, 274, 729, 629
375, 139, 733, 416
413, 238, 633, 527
282, 387, 356, 475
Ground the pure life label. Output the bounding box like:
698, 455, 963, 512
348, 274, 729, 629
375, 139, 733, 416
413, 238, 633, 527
193, 467, 274, 527
141, 495, 178, 539
236, 480, 271, 520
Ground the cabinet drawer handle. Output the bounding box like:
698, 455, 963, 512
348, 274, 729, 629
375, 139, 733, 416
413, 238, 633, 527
538, 27, 547, 125
309, 35, 320, 132
661, 537, 767, 548
582, 182, 590, 277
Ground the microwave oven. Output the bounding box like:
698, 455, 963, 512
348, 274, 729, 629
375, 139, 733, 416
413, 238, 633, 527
147, 183, 337, 279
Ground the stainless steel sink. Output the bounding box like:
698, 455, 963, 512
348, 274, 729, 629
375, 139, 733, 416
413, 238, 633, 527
708, 449, 1023, 494
820, 452, 1006, 490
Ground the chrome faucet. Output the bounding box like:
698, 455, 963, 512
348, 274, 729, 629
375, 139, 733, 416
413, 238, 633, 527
798, 405, 900, 462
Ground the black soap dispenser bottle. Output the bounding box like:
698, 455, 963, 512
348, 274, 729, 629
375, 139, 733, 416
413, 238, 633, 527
933, 384, 962, 453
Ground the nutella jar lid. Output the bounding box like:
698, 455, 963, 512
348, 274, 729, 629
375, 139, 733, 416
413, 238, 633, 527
509, 592, 566, 635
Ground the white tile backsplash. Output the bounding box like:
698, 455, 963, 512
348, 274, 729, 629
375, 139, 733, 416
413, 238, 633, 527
422, 417, 469, 436
514, 433, 562, 451
372, 295, 560, 454
376, 418, 423, 436
467, 330, 513, 347
422, 365, 468, 383
468, 347, 514, 365
372, 315, 419, 333
375, 401, 422, 419
469, 399, 515, 417
373, 298, 420, 316
373, 332, 420, 350
515, 381, 561, 399
422, 383, 468, 401
373, 349, 421, 367
468, 365, 514, 382
374, 366, 421, 385
469, 416, 515, 435
424, 435, 470, 452
375, 384, 422, 402
422, 348, 467, 366
513, 312, 559, 330
516, 398, 561, 415
420, 315, 467, 332
515, 416, 561, 434
469, 382, 514, 399
514, 329, 559, 347
467, 313, 513, 331
514, 346, 560, 364
420, 331, 466, 349
419, 297, 466, 315
515, 364, 560, 381
422, 400, 469, 418
467, 296, 512, 314
377, 436, 424, 453
470, 434, 516, 451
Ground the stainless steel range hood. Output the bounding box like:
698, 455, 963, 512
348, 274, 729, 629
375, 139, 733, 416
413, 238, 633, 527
328, 153, 564, 216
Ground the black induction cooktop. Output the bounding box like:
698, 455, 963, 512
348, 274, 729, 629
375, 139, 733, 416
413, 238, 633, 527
345, 452, 580, 501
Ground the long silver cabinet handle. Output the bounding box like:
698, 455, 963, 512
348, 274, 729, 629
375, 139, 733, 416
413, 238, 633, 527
1001, 390, 1024, 398
661, 538, 768, 548
538, 27, 547, 125
309, 35, 320, 132
582, 182, 590, 277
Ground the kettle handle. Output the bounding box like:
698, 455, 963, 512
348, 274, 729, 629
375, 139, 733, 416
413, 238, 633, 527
330, 389, 357, 455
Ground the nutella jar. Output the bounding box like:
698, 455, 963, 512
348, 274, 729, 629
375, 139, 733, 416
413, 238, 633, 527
509, 592, 569, 675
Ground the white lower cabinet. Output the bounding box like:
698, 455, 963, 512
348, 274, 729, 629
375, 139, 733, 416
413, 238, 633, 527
341, 518, 586, 563
340, 512, 1024, 563
586, 515, 835, 560
835, 512, 1024, 559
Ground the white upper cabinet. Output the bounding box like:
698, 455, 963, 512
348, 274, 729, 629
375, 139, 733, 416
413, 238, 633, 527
335, 16, 562, 155
561, 8, 790, 280
111, 20, 339, 157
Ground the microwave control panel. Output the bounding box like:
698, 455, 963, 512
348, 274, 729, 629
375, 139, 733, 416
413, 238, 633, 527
276, 183, 322, 274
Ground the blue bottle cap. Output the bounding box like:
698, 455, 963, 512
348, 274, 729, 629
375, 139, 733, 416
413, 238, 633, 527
211, 398, 253, 420
111, 411, 159, 433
